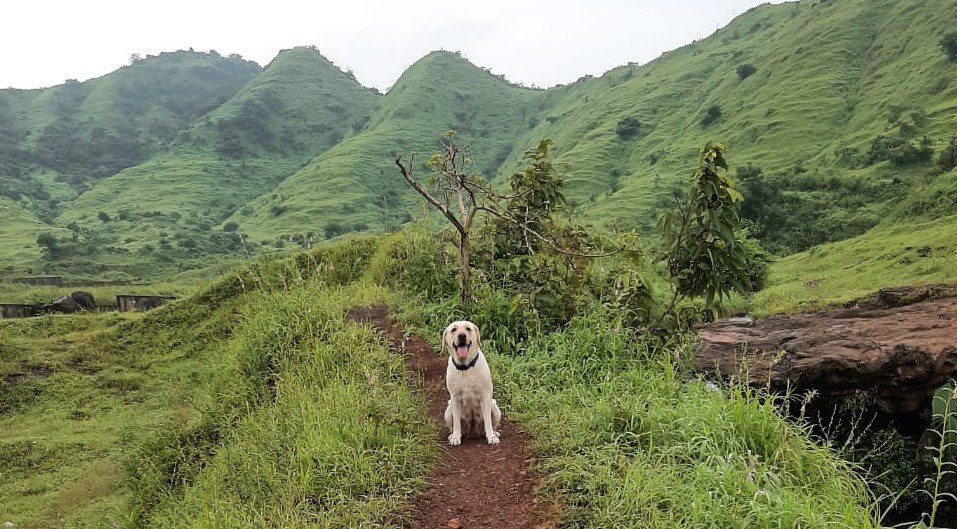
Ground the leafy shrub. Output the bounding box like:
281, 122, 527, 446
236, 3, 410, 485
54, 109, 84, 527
736, 63, 757, 80
701, 105, 722, 127
222, 221, 239, 232
662, 142, 752, 310
736, 163, 763, 181
868, 134, 934, 166
937, 137, 957, 173
97, 211, 112, 222
36, 232, 60, 259
941, 32, 957, 62
615, 117, 641, 140
324, 221, 347, 239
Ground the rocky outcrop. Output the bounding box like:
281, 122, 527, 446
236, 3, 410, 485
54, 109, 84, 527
44, 295, 81, 314
696, 285, 957, 414
70, 291, 95, 310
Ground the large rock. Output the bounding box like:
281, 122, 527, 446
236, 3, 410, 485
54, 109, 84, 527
696, 286, 957, 414
44, 295, 81, 314
70, 291, 95, 310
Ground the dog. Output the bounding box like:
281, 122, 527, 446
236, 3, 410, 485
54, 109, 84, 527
442, 320, 501, 445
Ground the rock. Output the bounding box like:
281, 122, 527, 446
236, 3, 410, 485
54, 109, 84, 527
696, 287, 957, 414
448, 518, 462, 529
44, 295, 81, 314
726, 316, 753, 326
70, 291, 95, 310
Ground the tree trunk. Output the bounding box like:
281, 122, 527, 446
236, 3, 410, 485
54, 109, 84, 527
459, 230, 470, 304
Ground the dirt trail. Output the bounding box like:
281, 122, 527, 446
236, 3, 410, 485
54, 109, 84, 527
348, 306, 549, 529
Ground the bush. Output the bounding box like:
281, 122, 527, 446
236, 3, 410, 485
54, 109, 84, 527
97, 211, 112, 222
937, 137, 957, 172
615, 117, 641, 140
736, 63, 757, 80
36, 232, 60, 259
941, 32, 957, 62
701, 105, 722, 127
222, 221, 239, 232
868, 134, 934, 166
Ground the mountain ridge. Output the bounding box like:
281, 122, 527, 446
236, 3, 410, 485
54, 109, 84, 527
1, 0, 955, 279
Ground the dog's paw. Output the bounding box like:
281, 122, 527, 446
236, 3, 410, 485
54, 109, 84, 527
448, 433, 462, 446
486, 433, 500, 445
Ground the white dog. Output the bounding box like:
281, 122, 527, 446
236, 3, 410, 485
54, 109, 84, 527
442, 320, 502, 445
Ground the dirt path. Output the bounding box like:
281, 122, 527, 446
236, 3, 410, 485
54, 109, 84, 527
348, 306, 549, 529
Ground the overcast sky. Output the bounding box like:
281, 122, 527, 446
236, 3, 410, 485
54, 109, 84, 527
2, 0, 785, 91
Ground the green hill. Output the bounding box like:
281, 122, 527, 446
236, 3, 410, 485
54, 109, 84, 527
48, 47, 379, 278
228, 51, 546, 243
0, 50, 261, 219
231, 0, 956, 253
1, 0, 955, 281
501, 0, 957, 253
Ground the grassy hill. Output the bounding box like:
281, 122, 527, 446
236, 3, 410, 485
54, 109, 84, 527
502, 0, 957, 253
228, 51, 546, 243
0, 51, 261, 219
1, 0, 954, 282
229, 0, 957, 254
749, 214, 957, 316
45, 48, 380, 278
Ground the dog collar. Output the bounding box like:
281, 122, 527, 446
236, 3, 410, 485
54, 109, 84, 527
453, 354, 480, 371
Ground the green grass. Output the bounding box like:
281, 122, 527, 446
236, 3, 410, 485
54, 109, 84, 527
3, 0, 955, 277
749, 215, 957, 316
396, 295, 880, 528
1, 238, 432, 528
3, 232, 908, 527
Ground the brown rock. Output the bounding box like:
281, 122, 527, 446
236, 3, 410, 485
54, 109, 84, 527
696, 286, 957, 414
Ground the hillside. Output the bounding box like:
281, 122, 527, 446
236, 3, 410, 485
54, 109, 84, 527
0, 50, 261, 219
0, 0, 954, 281
49, 47, 380, 278
502, 0, 957, 252
204, 0, 957, 254
228, 51, 546, 242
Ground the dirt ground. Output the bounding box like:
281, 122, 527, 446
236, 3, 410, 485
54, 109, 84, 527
348, 306, 554, 529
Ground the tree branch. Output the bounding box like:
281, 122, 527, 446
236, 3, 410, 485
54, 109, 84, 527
476, 205, 620, 258
395, 154, 465, 234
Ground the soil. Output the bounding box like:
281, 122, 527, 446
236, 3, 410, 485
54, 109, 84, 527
696, 285, 957, 413
347, 306, 553, 529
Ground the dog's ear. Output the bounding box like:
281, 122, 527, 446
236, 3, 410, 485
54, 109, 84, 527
441, 325, 451, 356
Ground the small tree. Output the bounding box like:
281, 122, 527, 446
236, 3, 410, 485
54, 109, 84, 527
615, 117, 641, 140
941, 32, 957, 62
395, 133, 610, 303
937, 137, 957, 173
660, 142, 752, 318
701, 105, 722, 127
37, 233, 60, 260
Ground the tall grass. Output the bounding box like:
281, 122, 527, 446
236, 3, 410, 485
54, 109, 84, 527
398, 295, 880, 528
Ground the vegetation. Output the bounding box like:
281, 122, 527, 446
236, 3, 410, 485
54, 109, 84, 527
1, 240, 431, 528
736, 63, 757, 80
2, 0, 956, 277
748, 215, 957, 316
941, 32, 957, 62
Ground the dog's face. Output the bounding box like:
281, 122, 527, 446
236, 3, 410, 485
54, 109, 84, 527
443, 320, 481, 363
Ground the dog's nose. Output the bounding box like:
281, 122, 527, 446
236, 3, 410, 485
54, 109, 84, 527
457, 333, 467, 343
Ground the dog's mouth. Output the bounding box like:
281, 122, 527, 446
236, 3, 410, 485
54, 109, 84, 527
455, 343, 471, 359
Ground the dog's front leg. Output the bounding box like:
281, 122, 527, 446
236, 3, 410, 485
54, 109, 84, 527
448, 395, 463, 446
481, 394, 500, 444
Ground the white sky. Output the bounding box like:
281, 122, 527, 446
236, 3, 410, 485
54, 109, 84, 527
2, 0, 785, 91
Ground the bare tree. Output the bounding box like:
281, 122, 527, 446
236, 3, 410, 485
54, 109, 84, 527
394, 132, 614, 303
